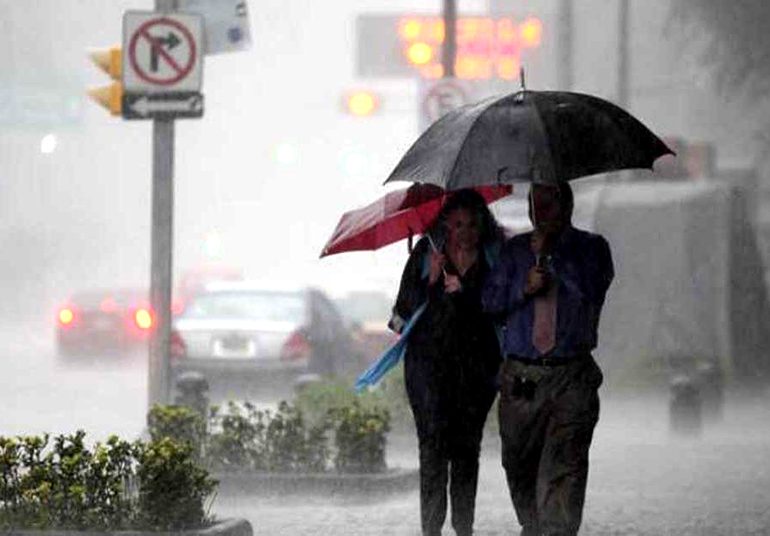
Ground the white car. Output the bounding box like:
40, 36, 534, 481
170, 282, 358, 398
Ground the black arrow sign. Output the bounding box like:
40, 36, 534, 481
150, 32, 182, 72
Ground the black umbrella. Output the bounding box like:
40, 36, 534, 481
384, 90, 674, 189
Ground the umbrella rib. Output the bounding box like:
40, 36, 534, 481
445, 94, 508, 190
528, 92, 560, 183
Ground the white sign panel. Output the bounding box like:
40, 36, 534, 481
122, 11, 204, 93
177, 0, 252, 55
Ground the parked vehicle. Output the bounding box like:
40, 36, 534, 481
174, 264, 243, 315
170, 282, 359, 399
55, 289, 153, 357
335, 290, 397, 365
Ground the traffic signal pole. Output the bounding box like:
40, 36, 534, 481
618, 0, 630, 108
442, 0, 457, 78
557, 0, 574, 91
148, 0, 178, 407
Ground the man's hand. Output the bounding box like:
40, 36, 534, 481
428, 250, 445, 285
444, 274, 462, 294
531, 229, 557, 256
524, 265, 551, 297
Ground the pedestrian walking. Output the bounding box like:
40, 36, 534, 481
390, 189, 503, 536
482, 182, 614, 536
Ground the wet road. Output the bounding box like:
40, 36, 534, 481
213, 396, 770, 536
0, 319, 148, 439
2, 319, 770, 535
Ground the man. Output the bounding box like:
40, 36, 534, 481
482, 182, 614, 536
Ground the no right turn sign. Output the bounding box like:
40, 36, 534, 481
123, 11, 204, 93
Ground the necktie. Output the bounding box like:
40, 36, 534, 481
532, 282, 557, 354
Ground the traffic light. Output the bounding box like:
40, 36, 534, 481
356, 14, 545, 80
342, 90, 380, 117
87, 46, 123, 116
519, 16, 543, 48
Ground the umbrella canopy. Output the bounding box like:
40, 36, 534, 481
385, 90, 674, 190
320, 183, 512, 258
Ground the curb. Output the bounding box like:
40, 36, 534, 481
214, 467, 419, 497
2, 518, 253, 536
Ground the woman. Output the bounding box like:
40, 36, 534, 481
390, 188, 503, 536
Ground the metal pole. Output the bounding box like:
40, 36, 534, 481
148, 0, 177, 408
557, 0, 574, 91
442, 0, 457, 78
618, 0, 630, 107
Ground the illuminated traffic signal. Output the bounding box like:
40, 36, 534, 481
343, 90, 380, 117
356, 14, 546, 80
406, 42, 434, 66
520, 16, 543, 48
87, 46, 123, 116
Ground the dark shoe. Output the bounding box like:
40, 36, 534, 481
520, 526, 540, 536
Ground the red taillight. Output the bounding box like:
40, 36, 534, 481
134, 308, 154, 330
170, 329, 186, 360
281, 330, 312, 361
58, 308, 75, 326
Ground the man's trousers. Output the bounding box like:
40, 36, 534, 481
498, 356, 603, 536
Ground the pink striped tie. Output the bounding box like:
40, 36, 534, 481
532, 283, 557, 354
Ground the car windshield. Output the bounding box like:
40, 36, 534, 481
183, 291, 305, 322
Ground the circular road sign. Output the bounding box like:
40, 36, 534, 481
128, 17, 197, 87
422, 79, 469, 125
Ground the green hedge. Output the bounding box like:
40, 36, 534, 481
149, 396, 392, 474
0, 431, 216, 532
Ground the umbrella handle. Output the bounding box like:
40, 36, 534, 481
426, 232, 449, 279
426, 232, 439, 252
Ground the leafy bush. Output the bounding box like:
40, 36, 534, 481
295, 369, 411, 432
207, 401, 330, 473
134, 438, 216, 531
207, 398, 390, 474
329, 401, 390, 474
147, 404, 207, 459
0, 431, 215, 532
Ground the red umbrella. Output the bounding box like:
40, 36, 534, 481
320, 184, 512, 258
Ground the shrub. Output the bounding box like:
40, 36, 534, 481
207, 401, 266, 471
147, 405, 207, 458
295, 370, 411, 432
207, 401, 330, 473
135, 438, 217, 531
328, 401, 390, 474
0, 431, 216, 532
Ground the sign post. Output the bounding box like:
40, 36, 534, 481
121, 0, 205, 407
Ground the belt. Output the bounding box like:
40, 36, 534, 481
506, 353, 590, 367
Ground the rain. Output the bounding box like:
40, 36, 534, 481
2, 0, 770, 535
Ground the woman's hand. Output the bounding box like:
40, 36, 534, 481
444, 274, 462, 293
428, 250, 445, 285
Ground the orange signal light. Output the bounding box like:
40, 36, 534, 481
520, 16, 543, 48
134, 308, 154, 330
58, 308, 74, 326
406, 42, 434, 65
346, 91, 379, 117
399, 18, 423, 40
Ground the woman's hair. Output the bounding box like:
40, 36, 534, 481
426, 188, 504, 247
